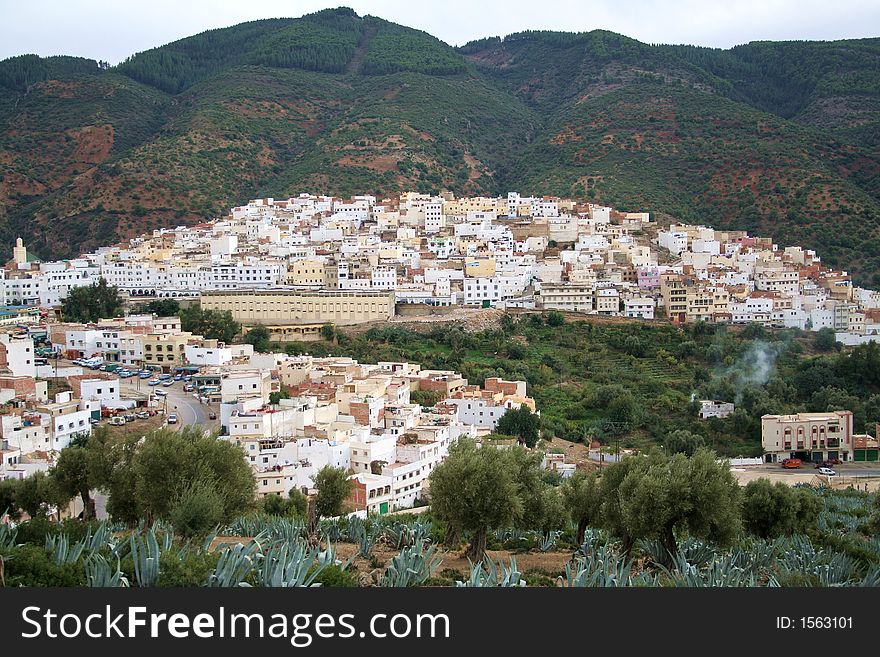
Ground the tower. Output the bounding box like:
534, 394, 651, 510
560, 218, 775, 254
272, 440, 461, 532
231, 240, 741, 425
12, 237, 27, 267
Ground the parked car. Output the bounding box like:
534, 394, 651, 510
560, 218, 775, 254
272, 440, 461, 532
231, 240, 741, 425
184, 375, 192, 382
162, 379, 174, 387
173, 374, 184, 381
781, 458, 802, 469
148, 379, 161, 386
818, 467, 837, 476
139, 372, 152, 378
154, 390, 167, 397
828, 457, 842, 465
108, 416, 126, 426
183, 383, 194, 392
167, 413, 178, 424
124, 413, 137, 422
159, 373, 172, 380
135, 411, 150, 419
208, 411, 217, 420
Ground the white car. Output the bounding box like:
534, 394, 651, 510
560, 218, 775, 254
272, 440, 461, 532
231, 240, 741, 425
154, 389, 167, 397
167, 413, 178, 425
818, 467, 836, 476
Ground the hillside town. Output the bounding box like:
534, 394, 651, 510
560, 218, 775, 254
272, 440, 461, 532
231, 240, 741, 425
2, 191, 879, 345
2, 190, 880, 517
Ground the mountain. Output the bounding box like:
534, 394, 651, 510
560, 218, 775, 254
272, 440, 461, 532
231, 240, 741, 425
1, 7, 878, 284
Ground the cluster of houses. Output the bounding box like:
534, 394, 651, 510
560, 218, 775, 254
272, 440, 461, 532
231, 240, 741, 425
1, 313, 554, 513
2, 190, 875, 347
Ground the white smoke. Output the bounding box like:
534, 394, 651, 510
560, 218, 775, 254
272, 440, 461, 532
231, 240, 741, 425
733, 340, 778, 388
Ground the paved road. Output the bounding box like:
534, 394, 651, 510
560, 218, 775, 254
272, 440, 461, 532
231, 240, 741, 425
120, 379, 218, 431
749, 463, 880, 478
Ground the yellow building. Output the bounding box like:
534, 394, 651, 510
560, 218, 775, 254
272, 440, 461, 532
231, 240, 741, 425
284, 260, 326, 286
201, 290, 395, 326
660, 274, 687, 324
142, 332, 199, 371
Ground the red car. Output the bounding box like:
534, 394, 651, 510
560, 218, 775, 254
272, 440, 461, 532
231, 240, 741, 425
208, 411, 217, 420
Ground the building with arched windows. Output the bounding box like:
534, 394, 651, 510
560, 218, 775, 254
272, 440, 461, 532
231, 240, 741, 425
761, 411, 853, 463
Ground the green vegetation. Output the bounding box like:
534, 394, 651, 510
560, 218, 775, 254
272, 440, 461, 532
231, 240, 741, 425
3, 14, 876, 277
60, 279, 123, 323
495, 405, 541, 448
179, 304, 241, 343
313, 466, 355, 518
140, 298, 181, 316
273, 317, 880, 457
0, 427, 256, 528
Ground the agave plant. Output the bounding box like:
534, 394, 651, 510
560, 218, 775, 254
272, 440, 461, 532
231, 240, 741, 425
356, 525, 380, 558
84, 553, 129, 588
253, 542, 326, 587
456, 556, 527, 587
561, 545, 638, 587
381, 539, 443, 587
45, 533, 87, 565
206, 540, 262, 587
0, 521, 18, 550
319, 518, 342, 543
345, 516, 365, 543
539, 531, 561, 553
128, 529, 162, 587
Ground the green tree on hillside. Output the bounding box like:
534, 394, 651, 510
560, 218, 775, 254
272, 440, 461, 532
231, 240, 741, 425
495, 405, 541, 448
141, 299, 181, 316
599, 448, 741, 564
61, 279, 123, 323
179, 304, 241, 343
561, 470, 602, 544
313, 466, 354, 518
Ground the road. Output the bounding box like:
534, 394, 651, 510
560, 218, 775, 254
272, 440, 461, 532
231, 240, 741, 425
120, 378, 218, 432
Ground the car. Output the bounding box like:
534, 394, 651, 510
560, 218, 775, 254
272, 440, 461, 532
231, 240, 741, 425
148, 379, 161, 385
154, 389, 167, 397
183, 383, 194, 392
818, 467, 837, 476
162, 379, 174, 387
167, 413, 178, 425
124, 413, 136, 422
139, 372, 152, 378
108, 416, 126, 426
135, 411, 150, 419
173, 374, 184, 381
828, 457, 842, 465
159, 374, 172, 380
184, 375, 192, 382
208, 411, 217, 420
89, 418, 100, 425
781, 458, 802, 469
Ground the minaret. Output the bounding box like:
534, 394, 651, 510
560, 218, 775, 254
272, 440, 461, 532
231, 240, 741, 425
12, 237, 26, 267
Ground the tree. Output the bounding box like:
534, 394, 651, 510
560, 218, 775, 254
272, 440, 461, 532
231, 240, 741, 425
546, 311, 566, 327
169, 475, 227, 538
60, 278, 123, 323
49, 446, 94, 520
14, 471, 65, 519
142, 299, 180, 316
741, 479, 820, 538
495, 405, 541, 448
813, 327, 838, 352
179, 304, 241, 343
261, 489, 307, 517
599, 448, 741, 565
131, 426, 254, 524
561, 470, 602, 544
663, 429, 706, 457
244, 324, 271, 353
313, 466, 354, 518
428, 438, 522, 561
0, 478, 20, 519
269, 387, 291, 405
321, 323, 336, 341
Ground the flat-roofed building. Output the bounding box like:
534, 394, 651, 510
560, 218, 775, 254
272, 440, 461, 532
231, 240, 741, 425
761, 411, 854, 463
200, 289, 394, 326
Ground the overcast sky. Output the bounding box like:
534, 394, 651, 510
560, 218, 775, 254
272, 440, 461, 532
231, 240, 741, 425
1, 0, 878, 64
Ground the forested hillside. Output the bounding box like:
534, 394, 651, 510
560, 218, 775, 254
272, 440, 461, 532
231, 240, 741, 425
1, 7, 878, 283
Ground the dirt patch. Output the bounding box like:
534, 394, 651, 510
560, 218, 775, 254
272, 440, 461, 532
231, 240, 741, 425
69, 124, 114, 163
335, 154, 400, 173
